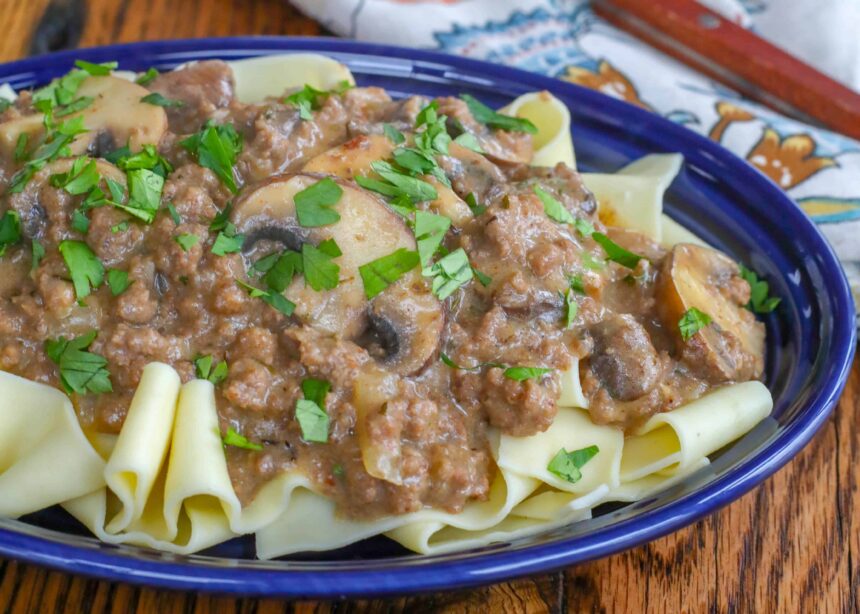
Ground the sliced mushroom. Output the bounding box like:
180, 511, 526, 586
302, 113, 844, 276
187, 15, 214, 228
0, 76, 167, 161
587, 314, 662, 401
70, 76, 168, 155
655, 243, 765, 383
301, 133, 395, 178
232, 173, 444, 375
437, 142, 506, 204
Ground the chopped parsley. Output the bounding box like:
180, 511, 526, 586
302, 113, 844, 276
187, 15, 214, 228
211, 223, 244, 256
45, 330, 112, 394
58, 240, 103, 300
71, 209, 90, 234
739, 264, 781, 314
9, 115, 89, 194
50, 157, 100, 195
111, 221, 129, 233
574, 217, 596, 237
679, 307, 712, 341
296, 378, 331, 443
503, 366, 553, 381
383, 123, 405, 144
294, 177, 343, 227
236, 279, 296, 316
284, 84, 329, 120
422, 247, 473, 300
302, 240, 341, 291
31, 240, 45, 271
569, 274, 586, 294
223, 427, 262, 451
113, 144, 173, 178
592, 233, 643, 269
165, 203, 181, 225
112, 169, 162, 224
180, 122, 242, 193
414, 210, 451, 267
14, 133, 29, 163
358, 248, 420, 299
464, 192, 486, 216
194, 354, 228, 385
453, 132, 483, 153
174, 233, 199, 252
0, 210, 22, 256
547, 445, 599, 484
140, 92, 184, 107
473, 267, 492, 287
262, 250, 302, 292
74, 60, 117, 76
357, 161, 438, 202
534, 186, 574, 225
54, 96, 93, 117
135, 67, 159, 86
460, 93, 537, 134
106, 269, 131, 296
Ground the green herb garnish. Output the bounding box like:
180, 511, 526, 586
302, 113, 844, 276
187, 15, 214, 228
74, 60, 117, 76
534, 185, 574, 224
106, 269, 132, 296
460, 94, 537, 134
503, 366, 553, 381
135, 67, 159, 86
223, 427, 262, 451
414, 210, 451, 267
195, 354, 228, 384
180, 122, 242, 193
296, 378, 331, 443
358, 248, 420, 299
0, 210, 22, 256
140, 92, 184, 107
295, 177, 343, 227
301, 240, 341, 291
547, 445, 599, 484
422, 247, 473, 300
678, 307, 712, 341
45, 330, 112, 394
174, 233, 199, 252
591, 232, 643, 269
739, 264, 781, 314
58, 240, 103, 300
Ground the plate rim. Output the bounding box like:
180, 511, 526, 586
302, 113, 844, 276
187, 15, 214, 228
0, 35, 855, 598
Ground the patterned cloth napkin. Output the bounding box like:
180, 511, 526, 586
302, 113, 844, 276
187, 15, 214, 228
290, 0, 860, 309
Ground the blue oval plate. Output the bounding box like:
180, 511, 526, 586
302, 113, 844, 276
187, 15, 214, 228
0, 37, 855, 598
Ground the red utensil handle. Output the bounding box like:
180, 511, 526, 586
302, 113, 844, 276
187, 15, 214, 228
592, 0, 860, 140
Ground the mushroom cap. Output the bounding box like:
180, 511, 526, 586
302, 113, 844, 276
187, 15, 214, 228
301, 133, 395, 178
232, 173, 445, 375
0, 76, 168, 162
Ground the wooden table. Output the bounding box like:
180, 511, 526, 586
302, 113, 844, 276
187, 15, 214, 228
0, 1, 856, 611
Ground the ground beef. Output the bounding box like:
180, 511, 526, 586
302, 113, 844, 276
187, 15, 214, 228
149, 60, 235, 134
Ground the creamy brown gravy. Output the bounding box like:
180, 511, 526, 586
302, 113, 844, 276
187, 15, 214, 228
0, 61, 764, 518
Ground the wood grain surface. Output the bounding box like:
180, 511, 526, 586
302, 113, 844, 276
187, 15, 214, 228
0, 1, 856, 612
